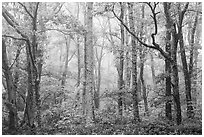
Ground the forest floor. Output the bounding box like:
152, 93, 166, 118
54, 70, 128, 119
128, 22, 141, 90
3, 117, 202, 135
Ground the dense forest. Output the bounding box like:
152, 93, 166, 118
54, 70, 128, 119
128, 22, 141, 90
2, 2, 202, 135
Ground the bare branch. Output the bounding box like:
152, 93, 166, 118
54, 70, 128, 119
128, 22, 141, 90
112, 2, 172, 61
54, 3, 64, 14
68, 50, 77, 63
182, 2, 189, 16
18, 2, 34, 19
41, 93, 51, 106
2, 6, 29, 40
9, 45, 25, 70
33, 2, 40, 19
2, 35, 27, 41
112, 5, 157, 50
187, 9, 202, 14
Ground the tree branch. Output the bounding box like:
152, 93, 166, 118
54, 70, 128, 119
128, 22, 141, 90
182, 2, 189, 16
112, 3, 172, 61
41, 93, 51, 106
2, 7, 37, 72
2, 35, 27, 41
18, 2, 34, 19
68, 50, 77, 63
2, 6, 29, 40
33, 2, 40, 20
9, 44, 25, 70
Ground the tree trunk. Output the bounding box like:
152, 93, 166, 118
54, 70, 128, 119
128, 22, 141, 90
139, 4, 149, 116
128, 2, 140, 122
2, 38, 17, 130
172, 24, 182, 125
35, 47, 43, 128
13, 42, 21, 128
76, 3, 81, 87
76, 36, 81, 87
150, 51, 157, 92
139, 51, 149, 116
61, 36, 71, 87
179, 31, 194, 118
33, 3, 41, 128
84, 2, 94, 126
175, 2, 194, 119
94, 47, 103, 109
117, 2, 125, 118
163, 2, 172, 120
189, 8, 199, 106
23, 42, 35, 128
124, 7, 131, 88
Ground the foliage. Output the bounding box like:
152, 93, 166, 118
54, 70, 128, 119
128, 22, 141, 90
2, 2, 202, 135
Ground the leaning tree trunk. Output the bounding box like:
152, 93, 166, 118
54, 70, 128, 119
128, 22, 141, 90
128, 2, 140, 122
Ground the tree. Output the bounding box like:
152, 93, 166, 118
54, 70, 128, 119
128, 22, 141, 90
84, 2, 94, 126
163, 2, 172, 120
189, 3, 200, 105
2, 2, 44, 128
124, 5, 131, 89
117, 2, 125, 118
76, 3, 82, 87
176, 2, 195, 119
2, 38, 17, 130
128, 2, 140, 122
113, 2, 182, 125
94, 45, 104, 109
139, 4, 149, 116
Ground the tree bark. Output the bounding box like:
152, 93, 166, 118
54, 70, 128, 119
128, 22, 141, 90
13, 42, 22, 128
61, 36, 71, 87
117, 2, 125, 118
32, 3, 41, 128
94, 47, 103, 109
128, 2, 140, 122
23, 42, 35, 128
189, 7, 199, 106
76, 3, 81, 87
163, 2, 172, 120
172, 24, 182, 125
139, 4, 149, 116
176, 2, 194, 118
84, 2, 94, 125
2, 38, 17, 130
124, 5, 131, 88
139, 52, 149, 116
76, 36, 81, 87
179, 31, 194, 118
